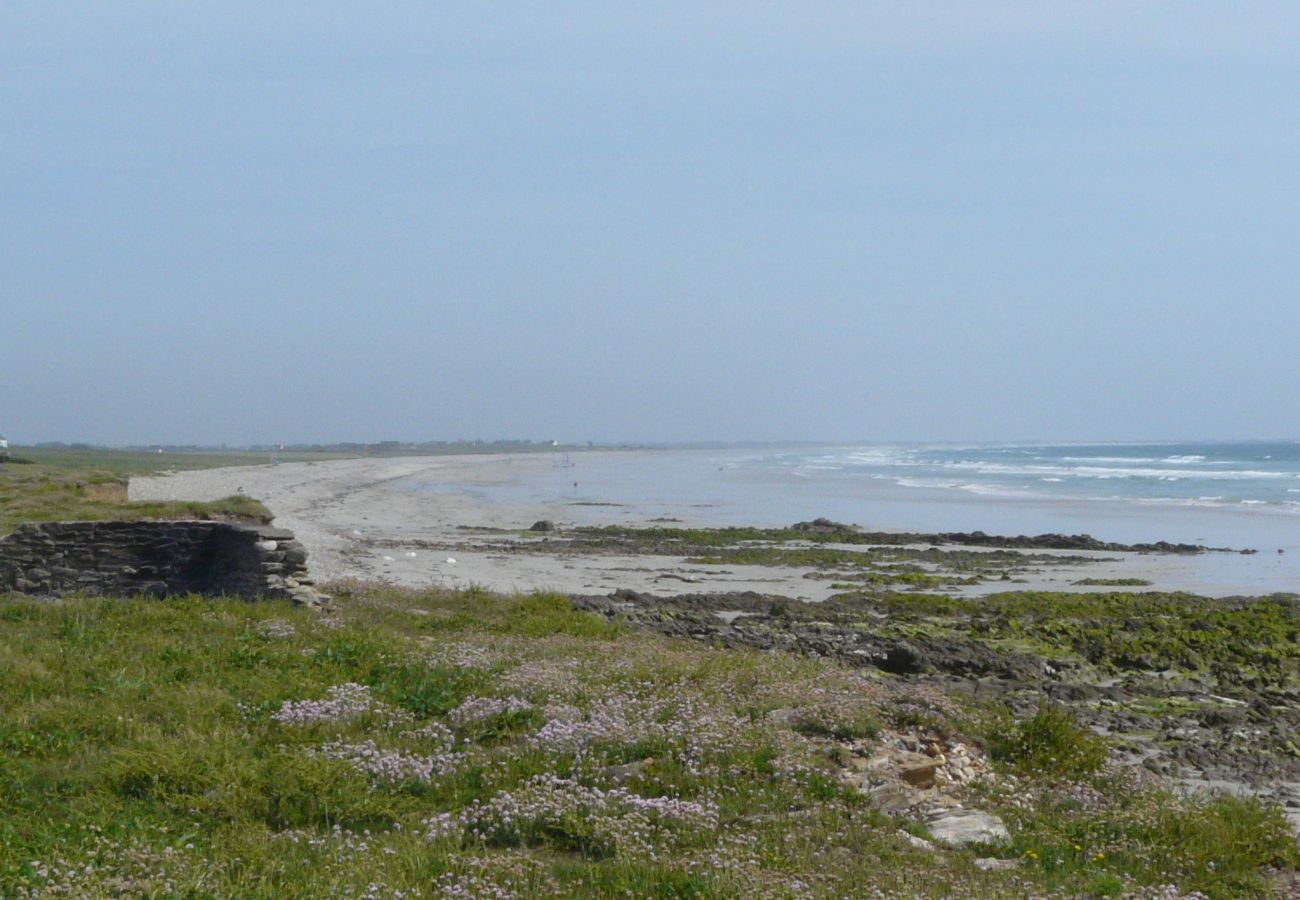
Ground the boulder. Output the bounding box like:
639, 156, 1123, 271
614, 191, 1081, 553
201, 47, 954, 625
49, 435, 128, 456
924, 809, 1009, 847
879, 641, 927, 675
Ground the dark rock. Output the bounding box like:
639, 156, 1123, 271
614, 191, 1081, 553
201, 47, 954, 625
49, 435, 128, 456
879, 641, 928, 675
529, 520, 557, 532
790, 518, 860, 538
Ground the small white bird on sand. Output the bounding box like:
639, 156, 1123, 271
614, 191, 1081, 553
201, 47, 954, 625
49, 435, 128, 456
444, 557, 457, 564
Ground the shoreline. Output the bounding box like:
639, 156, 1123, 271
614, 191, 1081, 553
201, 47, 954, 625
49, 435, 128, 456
129, 453, 1300, 831
130, 453, 1296, 599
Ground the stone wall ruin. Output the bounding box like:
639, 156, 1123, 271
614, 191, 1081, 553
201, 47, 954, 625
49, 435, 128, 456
0, 521, 328, 606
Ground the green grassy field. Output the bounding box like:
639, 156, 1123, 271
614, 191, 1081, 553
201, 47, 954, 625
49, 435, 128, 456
0, 448, 310, 537
0, 585, 1295, 898
1, 449, 1297, 896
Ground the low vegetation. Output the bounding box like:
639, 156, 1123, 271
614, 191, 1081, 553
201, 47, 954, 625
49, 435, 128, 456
0, 451, 273, 536
833, 589, 1300, 683
987, 703, 1108, 778
1072, 577, 1154, 587
506, 525, 1102, 589
0, 585, 1294, 897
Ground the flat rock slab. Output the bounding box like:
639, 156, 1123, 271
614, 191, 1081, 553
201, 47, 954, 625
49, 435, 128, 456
924, 809, 1009, 847
974, 857, 1018, 872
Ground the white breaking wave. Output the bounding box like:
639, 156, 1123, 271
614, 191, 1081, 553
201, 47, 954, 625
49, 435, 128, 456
765, 444, 1300, 515
935, 461, 1284, 481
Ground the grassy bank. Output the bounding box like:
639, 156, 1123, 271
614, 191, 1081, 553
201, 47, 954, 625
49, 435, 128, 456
0, 585, 1295, 898
0, 449, 281, 536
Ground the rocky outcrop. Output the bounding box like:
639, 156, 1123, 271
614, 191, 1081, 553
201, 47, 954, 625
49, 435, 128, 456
788, 518, 1214, 553
571, 590, 1047, 681
0, 521, 328, 606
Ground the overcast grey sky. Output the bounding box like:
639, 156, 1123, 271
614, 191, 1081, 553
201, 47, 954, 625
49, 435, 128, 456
3, 3, 1298, 445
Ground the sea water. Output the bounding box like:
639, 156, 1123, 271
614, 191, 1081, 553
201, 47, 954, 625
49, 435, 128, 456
407, 442, 1300, 593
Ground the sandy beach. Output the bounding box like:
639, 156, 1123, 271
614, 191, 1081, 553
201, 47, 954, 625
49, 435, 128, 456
128, 452, 1278, 599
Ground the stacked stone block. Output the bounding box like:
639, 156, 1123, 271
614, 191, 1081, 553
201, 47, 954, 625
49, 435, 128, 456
0, 521, 328, 607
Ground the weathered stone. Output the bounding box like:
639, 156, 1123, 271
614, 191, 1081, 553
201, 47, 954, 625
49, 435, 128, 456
765, 707, 798, 726
897, 831, 935, 851
924, 809, 1009, 847
878, 641, 928, 675
867, 782, 916, 813
0, 520, 329, 607
974, 858, 1018, 872
901, 762, 940, 789
602, 757, 655, 782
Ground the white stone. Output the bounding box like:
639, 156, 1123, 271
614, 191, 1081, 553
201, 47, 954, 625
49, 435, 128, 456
974, 857, 1018, 872
924, 809, 1009, 847
897, 831, 934, 851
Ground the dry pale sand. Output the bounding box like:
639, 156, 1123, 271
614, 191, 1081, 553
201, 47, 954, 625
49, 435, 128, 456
128, 454, 828, 598
129, 453, 1242, 600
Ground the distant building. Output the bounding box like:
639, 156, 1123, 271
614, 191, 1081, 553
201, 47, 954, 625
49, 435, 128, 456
0, 434, 8, 460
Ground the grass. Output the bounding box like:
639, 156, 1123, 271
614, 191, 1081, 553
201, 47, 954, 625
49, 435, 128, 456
1000, 777, 1297, 897
986, 703, 1107, 778
0, 450, 276, 536
0, 584, 1294, 898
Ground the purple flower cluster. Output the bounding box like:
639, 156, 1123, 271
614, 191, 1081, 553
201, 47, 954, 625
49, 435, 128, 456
422, 775, 719, 857
16, 829, 195, 899
1052, 779, 1112, 814
425, 641, 507, 671
1123, 888, 1210, 900
271, 683, 376, 725
529, 694, 682, 754
446, 695, 533, 727
527, 690, 752, 780
431, 870, 517, 899
316, 739, 462, 785
397, 720, 456, 747
271, 822, 377, 859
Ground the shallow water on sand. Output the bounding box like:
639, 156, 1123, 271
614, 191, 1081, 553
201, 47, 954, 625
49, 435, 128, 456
404, 443, 1300, 595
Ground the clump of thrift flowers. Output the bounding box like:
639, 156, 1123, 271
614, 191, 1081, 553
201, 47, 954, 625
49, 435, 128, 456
271, 683, 377, 725
315, 740, 462, 785
446, 695, 533, 727
423, 775, 719, 859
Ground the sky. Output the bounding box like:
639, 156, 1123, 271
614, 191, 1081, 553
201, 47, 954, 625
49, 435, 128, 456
3, 2, 1299, 446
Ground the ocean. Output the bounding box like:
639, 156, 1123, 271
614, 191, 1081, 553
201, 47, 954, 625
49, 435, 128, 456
407, 441, 1300, 595
759, 442, 1294, 528
417, 442, 1296, 543
774, 442, 1300, 514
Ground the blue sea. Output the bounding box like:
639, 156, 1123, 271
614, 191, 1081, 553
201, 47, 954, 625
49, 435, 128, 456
406, 441, 1300, 594
769, 441, 1300, 518
419, 441, 1298, 544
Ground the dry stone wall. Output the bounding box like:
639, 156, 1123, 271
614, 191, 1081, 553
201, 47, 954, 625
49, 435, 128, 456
0, 521, 328, 606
